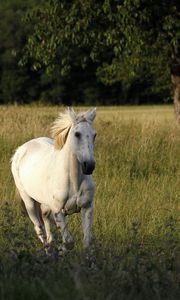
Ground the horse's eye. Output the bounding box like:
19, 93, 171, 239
75, 132, 81, 138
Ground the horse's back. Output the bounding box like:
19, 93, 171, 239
23, 137, 54, 151
12, 137, 54, 170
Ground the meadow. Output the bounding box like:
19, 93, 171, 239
0, 105, 179, 300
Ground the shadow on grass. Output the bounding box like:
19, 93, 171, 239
0, 203, 179, 300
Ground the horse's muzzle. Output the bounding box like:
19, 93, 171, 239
82, 160, 96, 175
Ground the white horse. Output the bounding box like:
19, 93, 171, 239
11, 107, 96, 253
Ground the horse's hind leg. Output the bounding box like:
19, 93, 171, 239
19, 190, 46, 244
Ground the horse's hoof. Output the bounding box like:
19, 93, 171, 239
44, 242, 53, 256
58, 244, 68, 257
65, 240, 74, 250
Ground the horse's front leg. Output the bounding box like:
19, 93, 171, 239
78, 180, 95, 249
81, 203, 93, 249
54, 211, 74, 252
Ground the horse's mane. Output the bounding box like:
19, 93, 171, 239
51, 108, 88, 149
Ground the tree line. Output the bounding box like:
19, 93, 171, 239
0, 0, 179, 109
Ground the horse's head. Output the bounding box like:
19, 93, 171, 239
51, 108, 96, 175
70, 108, 96, 175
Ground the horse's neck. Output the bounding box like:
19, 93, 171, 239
62, 142, 82, 193
69, 152, 82, 192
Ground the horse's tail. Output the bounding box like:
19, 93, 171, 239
11, 145, 27, 194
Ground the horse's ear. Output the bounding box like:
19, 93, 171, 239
85, 108, 96, 123
67, 107, 76, 123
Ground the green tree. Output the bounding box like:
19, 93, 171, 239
23, 0, 180, 113
0, 0, 45, 104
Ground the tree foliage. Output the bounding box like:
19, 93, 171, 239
23, 0, 180, 102
0, 0, 42, 103
0, 0, 179, 104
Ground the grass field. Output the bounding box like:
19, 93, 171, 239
0, 105, 179, 300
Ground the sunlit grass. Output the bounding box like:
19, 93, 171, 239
0, 104, 179, 242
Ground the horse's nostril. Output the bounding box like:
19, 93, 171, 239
82, 160, 95, 175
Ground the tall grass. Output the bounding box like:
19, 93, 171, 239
0, 105, 179, 300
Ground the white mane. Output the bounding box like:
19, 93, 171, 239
51, 108, 75, 149
51, 107, 95, 149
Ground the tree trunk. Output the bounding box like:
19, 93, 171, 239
171, 62, 180, 123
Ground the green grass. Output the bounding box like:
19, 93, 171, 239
0, 105, 180, 300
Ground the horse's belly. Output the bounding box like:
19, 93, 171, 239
19, 155, 49, 202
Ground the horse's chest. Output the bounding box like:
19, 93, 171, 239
51, 175, 83, 214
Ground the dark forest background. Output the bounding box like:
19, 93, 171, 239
0, 0, 179, 105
